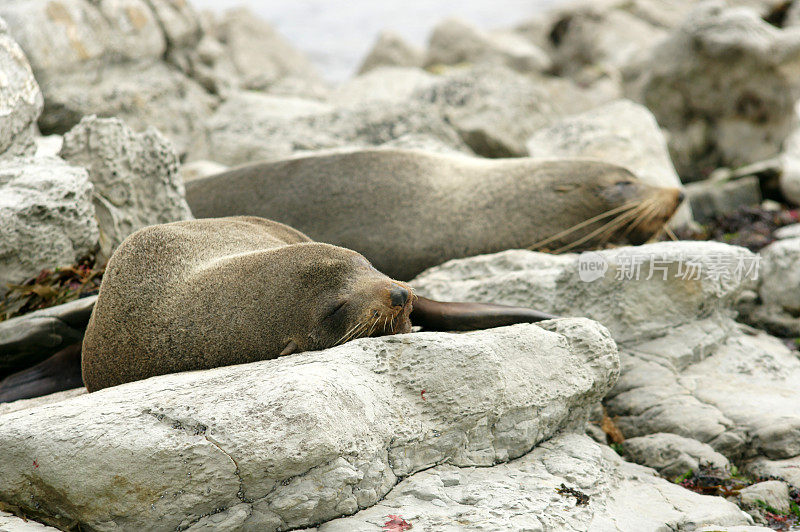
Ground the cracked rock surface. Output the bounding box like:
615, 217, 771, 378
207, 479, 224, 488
0, 320, 618, 530
412, 242, 800, 467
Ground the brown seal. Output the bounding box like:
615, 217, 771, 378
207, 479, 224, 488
185, 149, 685, 280
77, 216, 555, 393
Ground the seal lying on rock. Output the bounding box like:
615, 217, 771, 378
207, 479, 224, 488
185, 149, 685, 280
74, 216, 554, 393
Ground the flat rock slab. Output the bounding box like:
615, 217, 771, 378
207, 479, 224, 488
316, 433, 753, 531
0, 320, 618, 531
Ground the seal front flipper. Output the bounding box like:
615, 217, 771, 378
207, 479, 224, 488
409, 296, 558, 332
0, 343, 83, 403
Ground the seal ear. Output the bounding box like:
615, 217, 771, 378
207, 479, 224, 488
279, 340, 300, 357
410, 296, 558, 332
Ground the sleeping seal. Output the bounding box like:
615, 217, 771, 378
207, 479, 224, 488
185, 149, 685, 280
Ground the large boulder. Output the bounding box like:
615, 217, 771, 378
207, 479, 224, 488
0, 156, 98, 290
526, 99, 692, 225
0, 320, 619, 530
319, 434, 753, 531
59, 116, 193, 256
634, 1, 800, 180
0, 17, 43, 161
357, 30, 424, 74
189, 92, 469, 165
745, 237, 800, 337
425, 17, 551, 74
412, 241, 800, 463
412, 64, 558, 157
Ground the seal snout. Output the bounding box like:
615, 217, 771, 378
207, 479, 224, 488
389, 284, 410, 308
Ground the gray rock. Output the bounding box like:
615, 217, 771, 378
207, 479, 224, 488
621, 433, 730, 478
779, 128, 800, 205
37, 61, 216, 155
0, 19, 43, 161
686, 176, 762, 224
635, 1, 800, 180
0, 320, 619, 530
190, 93, 468, 166
180, 160, 229, 183
0, 387, 85, 416
745, 238, 800, 337
773, 223, 800, 239
745, 456, 800, 490
412, 241, 800, 461
740, 480, 791, 514
357, 30, 424, 74
332, 67, 437, 107
425, 17, 551, 74
59, 116, 193, 256
211, 7, 324, 92
526, 99, 692, 225
319, 434, 753, 531
0, 296, 96, 374
0, 510, 60, 531
412, 64, 557, 157
0, 157, 98, 290
34, 135, 62, 158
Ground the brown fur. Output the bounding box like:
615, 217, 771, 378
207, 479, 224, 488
185, 149, 684, 280
81, 217, 413, 392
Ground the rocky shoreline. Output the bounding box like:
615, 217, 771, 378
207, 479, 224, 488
2, 0, 800, 530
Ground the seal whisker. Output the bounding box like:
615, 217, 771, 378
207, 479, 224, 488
528, 201, 641, 251
551, 203, 647, 254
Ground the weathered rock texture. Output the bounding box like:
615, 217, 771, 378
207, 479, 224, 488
59, 116, 193, 256
412, 242, 800, 465
0, 321, 619, 530
318, 434, 753, 531
0, 157, 98, 290
634, 1, 800, 179
358, 30, 424, 74
745, 237, 800, 337
0, 17, 42, 161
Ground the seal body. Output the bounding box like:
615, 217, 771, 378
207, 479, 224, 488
81, 217, 414, 392
185, 149, 685, 280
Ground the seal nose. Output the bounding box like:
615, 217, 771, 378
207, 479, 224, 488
677, 190, 686, 203
389, 285, 409, 308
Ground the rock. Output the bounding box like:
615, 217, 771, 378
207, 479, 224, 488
740, 480, 791, 514
0, 510, 60, 531
745, 237, 800, 337
526, 99, 692, 225
0, 156, 98, 290
332, 67, 437, 107
412, 64, 557, 157
0, 296, 96, 375
0, 18, 43, 161
180, 160, 229, 183
685, 177, 762, 224
540, 1, 668, 76
635, 1, 800, 180
0, 320, 619, 530
0, 387, 85, 416
745, 456, 800, 490
59, 116, 193, 256
210, 7, 324, 92
774, 223, 800, 239
357, 30, 424, 74
34, 135, 62, 158
36, 61, 216, 155
319, 434, 753, 531
621, 433, 730, 478
779, 128, 800, 205
146, 0, 201, 50
426, 17, 551, 74
412, 241, 800, 461
190, 93, 469, 166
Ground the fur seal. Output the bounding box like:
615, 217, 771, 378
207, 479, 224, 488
78, 216, 555, 393
185, 149, 685, 280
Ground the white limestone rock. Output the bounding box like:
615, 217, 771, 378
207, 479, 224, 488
621, 433, 730, 478
0, 320, 619, 530
358, 30, 424, 74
